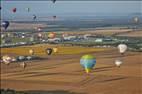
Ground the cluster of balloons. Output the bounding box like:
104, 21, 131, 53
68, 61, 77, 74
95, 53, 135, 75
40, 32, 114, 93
28, 47, 58, 56
115, 44, 128, 67
79, 44, 128, 73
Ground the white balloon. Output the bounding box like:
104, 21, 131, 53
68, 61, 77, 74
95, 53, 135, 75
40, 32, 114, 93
118, 44, 127, 54
26, 56, 32, 60
2, 55, 12, 65
115, 59, 123, 67
134, 17, 139, 23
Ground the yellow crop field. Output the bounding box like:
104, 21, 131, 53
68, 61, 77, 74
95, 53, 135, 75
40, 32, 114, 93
1, 44, 107, 57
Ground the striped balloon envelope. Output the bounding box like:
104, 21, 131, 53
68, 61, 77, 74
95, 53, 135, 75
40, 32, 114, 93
80, 55, 96, 73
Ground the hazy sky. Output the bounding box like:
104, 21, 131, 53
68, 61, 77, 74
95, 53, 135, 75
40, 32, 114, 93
1, 1, 142, 20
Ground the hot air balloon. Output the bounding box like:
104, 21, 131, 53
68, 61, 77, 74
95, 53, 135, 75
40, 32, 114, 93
17, 56, 26, 61
26, 56, 32, 60
48, 32, 56, 39
51, 0, 56, 3
118, 44, 127, 55
29, 49, 34, 56
2, 21, 10, 30
0, 6, 1, 10
133, 17, 139, 24
53, 16, 56, 19
37, 27, 42, 32
2, 55, 12, 65
33, 15, 36, 20
26, 7, 30, 12
45, 48, 53, 55
37, 33, 43, 38
53, 47, 58, 53
80, 55, 96, 73
115, 59, 123, 67
12, 8, 16, 13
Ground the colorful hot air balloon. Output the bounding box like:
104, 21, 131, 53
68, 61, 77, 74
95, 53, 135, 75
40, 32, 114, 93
12, 8, 16, 13
115, 59, 123, 67
48, 32, 56, 39
29, 49, 34, 56
80, 55, 96, 73
118, 44, 127, 55
2, 21, 10, 30
45, 48, 53, 55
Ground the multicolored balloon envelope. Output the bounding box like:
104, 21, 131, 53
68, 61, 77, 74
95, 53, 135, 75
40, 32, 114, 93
80, 55, 96, 73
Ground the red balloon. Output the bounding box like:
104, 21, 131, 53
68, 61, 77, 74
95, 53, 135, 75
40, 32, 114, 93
12, 8, 16, 13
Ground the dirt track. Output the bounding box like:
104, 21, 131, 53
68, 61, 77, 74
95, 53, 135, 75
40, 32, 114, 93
1, 47, 142, 94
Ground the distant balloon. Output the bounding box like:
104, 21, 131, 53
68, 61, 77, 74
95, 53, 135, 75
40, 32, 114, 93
45, 48, 53, 55
37, 33, 43, 38
2, 55, 12, 65
115, 59, 123, 67
133, 17, 139, 24
0, 6, 1, 10
53, 47, 58, 53
12, 8, 16, 13
2, 21, 10, 30
53, 16, 56, 19
118, 44, 127, 55
17, 56, 26, 61
26, 7, 30, 12
48, 32, 56, 39
51, 0, 56, 3
26, 56, 32, 60
37, 27, 42, 32
29, 49, 34, 55
80, 55, 96, 73
33, 15, 36, 20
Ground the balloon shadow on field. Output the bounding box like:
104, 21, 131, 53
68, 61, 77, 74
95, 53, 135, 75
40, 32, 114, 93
97, 77, 127, 83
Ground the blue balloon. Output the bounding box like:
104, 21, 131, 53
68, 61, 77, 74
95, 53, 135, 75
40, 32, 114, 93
80, 59, 96, 69
2, 21, 10, 30
80, 55, 96, 73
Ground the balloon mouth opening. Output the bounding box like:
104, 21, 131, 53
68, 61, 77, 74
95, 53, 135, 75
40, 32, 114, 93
85, 68, 91, 74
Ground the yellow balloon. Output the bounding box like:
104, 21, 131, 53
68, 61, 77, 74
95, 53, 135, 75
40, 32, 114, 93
53, 47, 58, 53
